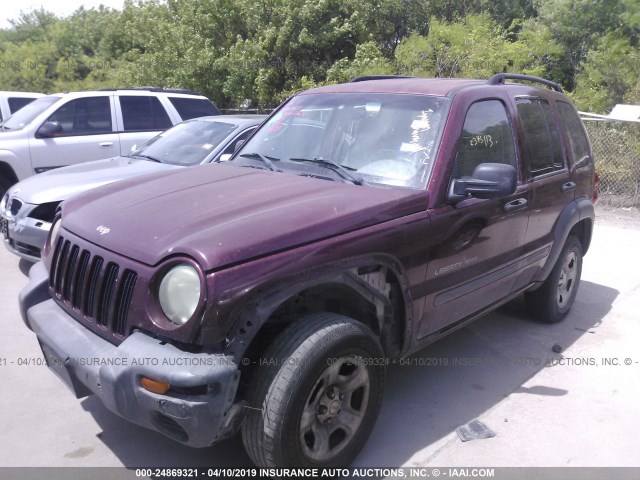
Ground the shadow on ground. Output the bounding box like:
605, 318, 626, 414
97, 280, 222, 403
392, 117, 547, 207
78, 280, 617, 469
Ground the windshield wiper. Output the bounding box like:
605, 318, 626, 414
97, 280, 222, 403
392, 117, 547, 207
131, 154, 162, 163
238, 152, 281, 172
288, 157, 364, 185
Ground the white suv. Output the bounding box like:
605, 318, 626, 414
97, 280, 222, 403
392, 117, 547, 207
0, 88, 219, 196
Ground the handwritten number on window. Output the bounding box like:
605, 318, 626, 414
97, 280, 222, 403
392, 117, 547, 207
469, 135, 494, 148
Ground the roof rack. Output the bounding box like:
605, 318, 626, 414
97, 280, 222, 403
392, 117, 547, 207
349, 75, 414, 83
96, 86, 202, 95
487, 73, 563, 93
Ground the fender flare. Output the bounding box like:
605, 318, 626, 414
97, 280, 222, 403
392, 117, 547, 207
536, 196, 594, 283
221, 255, 412, 361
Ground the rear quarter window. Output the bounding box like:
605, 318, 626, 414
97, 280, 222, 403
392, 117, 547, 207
168, 97, 220, 119
8, 97, 38, 115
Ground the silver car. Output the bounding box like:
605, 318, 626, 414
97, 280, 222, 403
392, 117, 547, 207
0, 115, 264, 262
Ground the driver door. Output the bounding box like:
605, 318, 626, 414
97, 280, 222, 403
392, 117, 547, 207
418, 98, 531, 338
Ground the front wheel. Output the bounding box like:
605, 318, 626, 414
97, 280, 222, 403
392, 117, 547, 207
241, 313, 385, 468
0, 176, 12, 200
526, 235, 583, 323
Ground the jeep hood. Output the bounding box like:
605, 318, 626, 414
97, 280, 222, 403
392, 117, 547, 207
62, 163, 426, 270
11, 157, 178, 205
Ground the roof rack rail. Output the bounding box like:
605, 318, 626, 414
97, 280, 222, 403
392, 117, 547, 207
487, 73, 563, 93
349, 75, 414, 83
96, 86, 201, 95
131, 86, 201, 95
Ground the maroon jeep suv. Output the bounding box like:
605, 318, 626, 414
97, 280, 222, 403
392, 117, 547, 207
20, 74, 596, 468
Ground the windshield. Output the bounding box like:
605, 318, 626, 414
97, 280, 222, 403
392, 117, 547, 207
131, 119, 237, 166
2, 96, 61, 131
234, 93, 450, 189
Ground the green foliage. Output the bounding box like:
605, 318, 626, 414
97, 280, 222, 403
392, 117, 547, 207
535, 0, 625, 88
0, 0, 636, 111
326, 41, 394, 84
573, 33, 640, 113
394, 14, 562, 79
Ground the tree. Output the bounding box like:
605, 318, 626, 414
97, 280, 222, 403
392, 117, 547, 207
394, 14, 562, 80
535, 0, 624, 88
573, 33, 640, 113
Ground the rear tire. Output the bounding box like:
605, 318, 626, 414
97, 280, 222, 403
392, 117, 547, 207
241, 312, 385, 468
526, 235, 583, 323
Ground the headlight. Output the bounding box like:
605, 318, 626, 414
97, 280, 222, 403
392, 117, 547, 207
158, 264, 201, 325
49, 217, 62, 250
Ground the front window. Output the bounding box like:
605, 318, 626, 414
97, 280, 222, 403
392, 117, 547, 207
453, 100, 517, 179
2, 96, 61, 131
234, 93, 450, 189
131, 119, 238, 166
46, 96, 112, 136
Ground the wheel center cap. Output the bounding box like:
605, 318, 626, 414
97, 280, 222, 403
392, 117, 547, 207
328, 400, 341, 415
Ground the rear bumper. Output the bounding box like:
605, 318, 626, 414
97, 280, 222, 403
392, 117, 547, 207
21, 263, 241, 447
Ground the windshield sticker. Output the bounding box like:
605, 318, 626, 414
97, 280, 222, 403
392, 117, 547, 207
400, 142, 422, 153
404, 110, 434, 163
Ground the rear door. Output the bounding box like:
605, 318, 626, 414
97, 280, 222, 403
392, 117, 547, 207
516, 97, 573, 251
419, 96, 531, 338
556, 101, 595, 199
115, 95, 176, 155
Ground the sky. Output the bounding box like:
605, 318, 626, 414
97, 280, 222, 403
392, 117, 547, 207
0, 0, 125, 29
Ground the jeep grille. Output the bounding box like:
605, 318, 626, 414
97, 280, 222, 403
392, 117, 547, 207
49, 236, 137, 337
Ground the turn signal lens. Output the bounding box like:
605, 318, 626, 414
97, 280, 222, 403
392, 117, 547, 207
140, 377, 170, 395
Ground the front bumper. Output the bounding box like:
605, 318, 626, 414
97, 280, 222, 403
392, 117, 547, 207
20, 262, 242, 447
0, 205, 49, 262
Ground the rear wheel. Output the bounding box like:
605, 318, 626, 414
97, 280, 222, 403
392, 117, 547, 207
526, 235, 583, 323
241, 312, 385, 468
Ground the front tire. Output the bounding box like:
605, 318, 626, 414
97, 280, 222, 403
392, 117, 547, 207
241, 313, 385, 468
0, 176, 12, 200
526, 235, 583, 323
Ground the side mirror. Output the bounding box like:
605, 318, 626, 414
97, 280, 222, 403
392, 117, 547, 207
130, 144, 138, 153
219, 153, 232, 162
450, 163, 517, 201
36, 121, 63, 139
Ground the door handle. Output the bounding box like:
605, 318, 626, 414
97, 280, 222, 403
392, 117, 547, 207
99, 142, 114, 148
504, 198, 528, 213
562, 181, 576, 193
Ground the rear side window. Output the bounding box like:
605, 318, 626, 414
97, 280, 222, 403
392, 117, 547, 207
453, 100, 517, 179
516, 98, 565, 176
46, 96, 112, 136
8, 97, 37, 114
168, 97, 220, 119
557, 101, 591, 165
120, 96, 173, 131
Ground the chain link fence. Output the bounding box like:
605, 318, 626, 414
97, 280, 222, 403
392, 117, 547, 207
583, 120, 640, 208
